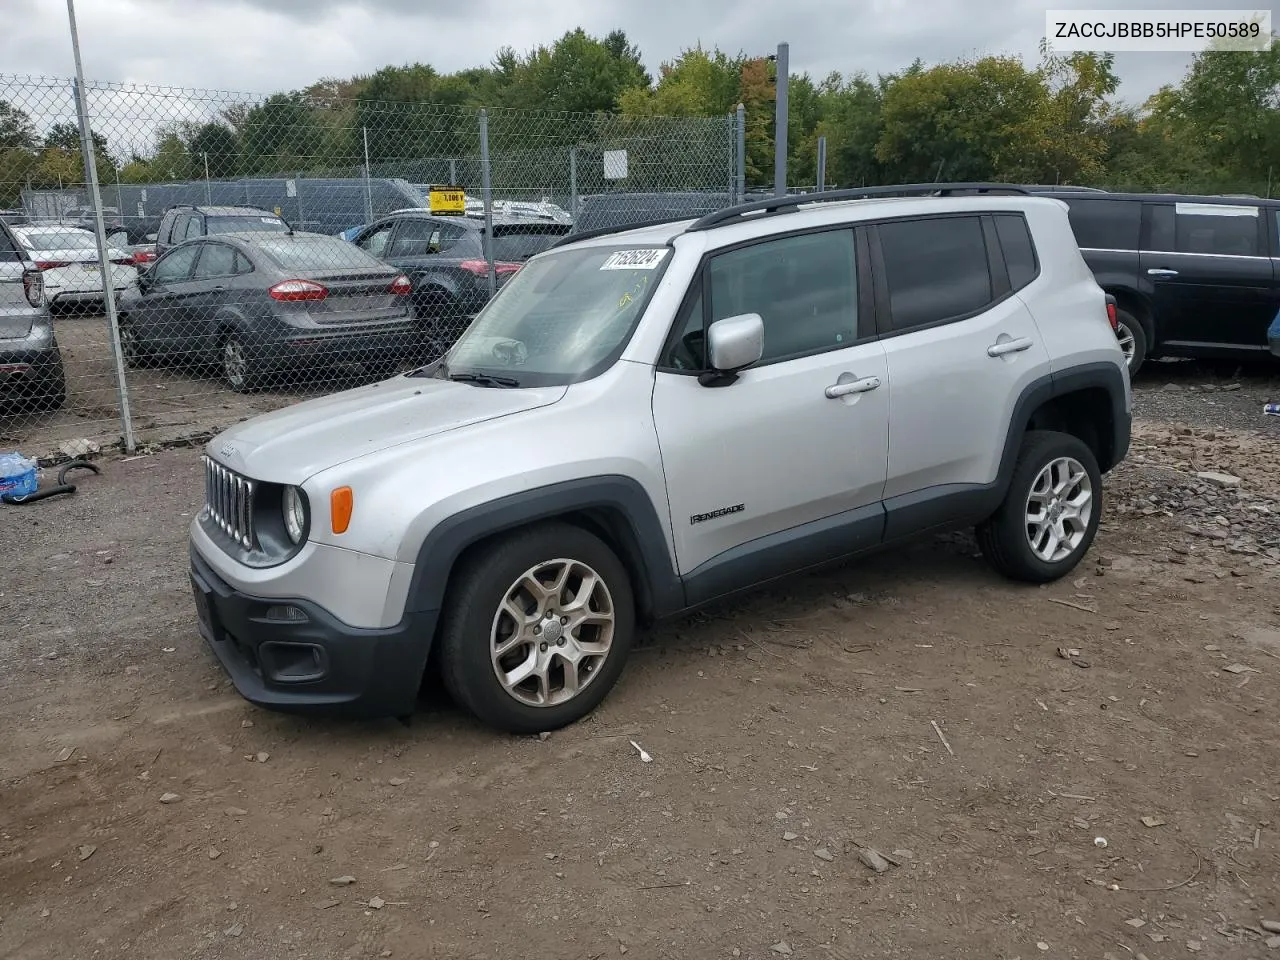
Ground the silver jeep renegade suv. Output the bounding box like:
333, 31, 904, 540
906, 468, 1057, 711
190, 184, 1132, 733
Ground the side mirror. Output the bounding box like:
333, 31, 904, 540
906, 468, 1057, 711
702, 313, 763, 386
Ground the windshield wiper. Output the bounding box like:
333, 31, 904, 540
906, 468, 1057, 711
447, 372, 521, 388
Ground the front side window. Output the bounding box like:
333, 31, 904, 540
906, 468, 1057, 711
706, 229, 857, 363
152, 244, 200, 284
440, 244, 671, 387
388, 219, 442, 258
358, 223, 394, 258
878, 216, 993, 332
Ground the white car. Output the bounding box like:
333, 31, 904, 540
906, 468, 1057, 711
10, 225, 137, 313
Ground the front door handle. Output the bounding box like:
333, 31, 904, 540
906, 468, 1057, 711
825, 376, 881, 398
1147, 268, 1179, 277
987, 337, 1034, 358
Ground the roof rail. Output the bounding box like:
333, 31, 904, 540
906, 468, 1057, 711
549, 214, 711, 249
685, 182, 1033, 232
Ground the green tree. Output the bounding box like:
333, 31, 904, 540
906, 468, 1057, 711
0, 100, 37, 149
240, 93, 322, 175
875, 56, 1050, 181
618, 46, 743, 117
187, 123, 239, 178
504, 28, 650, 113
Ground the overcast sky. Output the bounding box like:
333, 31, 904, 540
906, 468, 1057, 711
2, 0, 1213, 105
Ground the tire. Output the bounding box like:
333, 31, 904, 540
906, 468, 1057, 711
117, 316, 148, 369
1114, 308, 1147, 376
439, 522, 636, 734
220, 331, 260, 393
977, 430, 1103, 584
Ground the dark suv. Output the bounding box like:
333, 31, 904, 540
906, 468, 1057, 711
1044, 190, 1280, 374
155, 205, 291, 257
347, 211, 569, 343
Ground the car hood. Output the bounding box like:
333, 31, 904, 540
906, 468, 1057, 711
208, 374, 568, 483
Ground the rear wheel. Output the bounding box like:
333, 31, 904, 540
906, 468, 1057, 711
1114, 308, 1148, 376
977, 430, 1103, 583
117, 316, 148, 369
439, 522, 635, 734
220, 332, 261, 393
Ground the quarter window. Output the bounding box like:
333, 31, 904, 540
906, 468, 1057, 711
878, 216, 993, 332
993, 214, 1038, 291
1062, 198, 1142, 251
706, 229, 858, 363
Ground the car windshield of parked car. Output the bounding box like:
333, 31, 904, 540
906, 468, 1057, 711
252, 235, 386, 272
439, 244, 671, 387
21, 229, 98, 251
208, 216, 289, 235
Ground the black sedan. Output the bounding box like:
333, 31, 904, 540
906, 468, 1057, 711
116, 232, 422, 392
346, 212, 570, 342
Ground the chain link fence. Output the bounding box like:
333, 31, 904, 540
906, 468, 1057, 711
0, 74, 739, 459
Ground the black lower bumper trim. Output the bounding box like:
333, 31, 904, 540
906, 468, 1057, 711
190, 547, 438, 719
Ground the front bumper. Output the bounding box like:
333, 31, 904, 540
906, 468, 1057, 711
190, 546, 439, 719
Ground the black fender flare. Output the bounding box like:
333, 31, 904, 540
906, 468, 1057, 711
995, 361, 1131, 495
404, 475, 686, 622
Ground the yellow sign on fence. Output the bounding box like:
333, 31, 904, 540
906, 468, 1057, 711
428, 186, 466, 216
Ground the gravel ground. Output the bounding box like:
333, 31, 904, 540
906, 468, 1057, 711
1, 364, 1279, 960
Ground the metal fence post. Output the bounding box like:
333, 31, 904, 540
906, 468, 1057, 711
568, 146, 578, 223
774, 42, 789, 197
66, 3, 135, 454
736, 103, 746, 201
361, 126, 373, 222
449, 158, 457, 186
479, 109, 496, 297
817, 136, 827, 192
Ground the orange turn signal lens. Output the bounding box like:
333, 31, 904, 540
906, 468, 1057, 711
330, 487, 353, 534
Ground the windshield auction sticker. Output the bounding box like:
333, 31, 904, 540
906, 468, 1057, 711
599, 249, 670, 270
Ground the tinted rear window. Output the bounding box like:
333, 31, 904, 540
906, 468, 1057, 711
209, 215, 290, 235
1062, 198, 1141, 250
253, 235, 386, 271
491, 232, 565, 261
994, 214, 1038, 290
21, 230, 98, 250
878, 216, 993, 331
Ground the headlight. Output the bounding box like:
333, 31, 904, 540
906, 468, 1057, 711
282, 486, 307, 544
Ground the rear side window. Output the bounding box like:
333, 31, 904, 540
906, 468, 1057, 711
1172, 202, 1260, 256
877, 216, 992, 332
195, 242, 238, 279
1063, 199, 1141, 251
993, 214, 1038, 291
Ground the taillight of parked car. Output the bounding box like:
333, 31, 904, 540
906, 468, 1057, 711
389, 275, 412, 296
459, 259, 522, 277
1105, 295, 1118, 332
111, 256, 135, 266
35, 260, 69, 270
132, 250, 156, 265
269, 279, 328, 302
21, 268, 43, 307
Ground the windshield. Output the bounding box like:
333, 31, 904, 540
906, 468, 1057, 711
439, 243, 671, 387
21, 229, 98, 251
254, 235, 386, 272
209, 215, 290, 235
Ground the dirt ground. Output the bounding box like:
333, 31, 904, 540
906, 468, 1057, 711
3, 362, 1280, 960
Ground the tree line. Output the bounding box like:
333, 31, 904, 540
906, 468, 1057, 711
1, 27, 1278, 209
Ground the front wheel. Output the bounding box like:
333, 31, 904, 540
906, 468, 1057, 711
438, 522, 635, 733
977, 430, 1103, 583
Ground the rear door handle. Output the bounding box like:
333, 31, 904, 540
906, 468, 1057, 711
1147, 268, 1179, 277
825, 376, 881, 398
987, 337, 1034, 357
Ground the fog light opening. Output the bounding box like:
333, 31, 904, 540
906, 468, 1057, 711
264, 604, 309, 623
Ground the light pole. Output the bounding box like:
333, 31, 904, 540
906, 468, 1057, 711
773, 43, 789, 197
